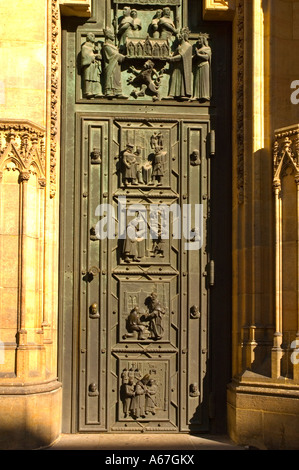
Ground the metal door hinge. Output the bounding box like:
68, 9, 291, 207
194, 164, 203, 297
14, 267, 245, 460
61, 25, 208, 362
209, 130, 215, 156
209, 260, 215, 287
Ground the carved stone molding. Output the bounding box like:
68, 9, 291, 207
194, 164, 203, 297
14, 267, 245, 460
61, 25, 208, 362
236, 0, 244, 204
273, 124, 299, 181
0, 120, 46, 182
50, 0, 60, 198
59, 0, 91, 17
203, 0, 235, 21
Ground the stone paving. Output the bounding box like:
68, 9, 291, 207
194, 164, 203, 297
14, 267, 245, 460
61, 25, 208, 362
47, 433, 244, 451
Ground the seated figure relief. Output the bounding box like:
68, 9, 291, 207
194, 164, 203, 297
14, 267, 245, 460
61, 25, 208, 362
123, 292, 166, 341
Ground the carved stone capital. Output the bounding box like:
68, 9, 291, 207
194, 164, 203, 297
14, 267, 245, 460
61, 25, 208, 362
38, 177, 46, 188
203, 0, 235, 21
19, 170, 30, 182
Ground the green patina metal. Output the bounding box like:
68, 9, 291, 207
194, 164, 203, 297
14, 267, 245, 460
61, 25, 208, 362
59, 0, 232, 434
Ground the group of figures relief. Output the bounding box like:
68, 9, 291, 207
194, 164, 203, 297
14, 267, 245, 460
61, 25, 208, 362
120, 131, 166, 186
124, 292, 166, 341
80, 5, 212, 101
120, 368, 158, 419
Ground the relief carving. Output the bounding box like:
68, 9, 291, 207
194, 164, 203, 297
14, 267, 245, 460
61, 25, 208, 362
150, 10, 163, 38
120, 133, 167, 187
168, 28, 192, 99
50, 0, 59, 198
78, 6, 214, 104
118, 6, 135, 48
130, 9, 143, 37
0, 122, 46, 183
144, 291, 166, 340
159, 6, 178, 41
122, 142, 139, 185
121, 370, 158, 419
81, 33, 103, 99
88, 383, 99, 397
126, 38, 169, 59
124, 307, 148, 340
102, 27, 128, 99
122, 290, 167, 341
190, 305, 201, 319
123, 212, 145, 262
90, 147, 102, 164
190, 149, 201, 166
149, 145, 167, 186
191, 33, 212, 102
89, 302, 100, 318
189, 383, 200, 397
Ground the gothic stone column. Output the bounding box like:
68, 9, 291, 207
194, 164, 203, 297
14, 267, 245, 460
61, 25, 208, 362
227, 0, 299, 450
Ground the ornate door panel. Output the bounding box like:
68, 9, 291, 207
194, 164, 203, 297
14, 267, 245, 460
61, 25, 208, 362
60, 0, 232, 434
76, 115, 209, 432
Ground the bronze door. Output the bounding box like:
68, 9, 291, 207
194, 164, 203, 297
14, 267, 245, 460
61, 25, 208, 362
59, 1, 232, 434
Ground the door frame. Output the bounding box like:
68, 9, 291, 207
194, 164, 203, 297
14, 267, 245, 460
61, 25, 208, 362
58, 12, 232, 435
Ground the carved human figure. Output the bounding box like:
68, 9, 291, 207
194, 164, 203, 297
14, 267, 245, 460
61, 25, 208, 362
150, 10, 163, 38
151, 214, 166, 258
128, 61, 166, 102
136, 42, 144, 57
123, 213, 145, 263
144, 36, 152, 56
134, 146, 145, 184
192, 33, 212, 102
168, 28, 192, 99
128, 41, 135, 57
190, 305, 200, 319
159, 7, 178, 41
125, 306, 147, 340
123, 377, 135, 417
128, 366, 135, 382
130, 374, 149, 418
130, 9, 142, 37
134, 369, 142, 382
190, 149, 201, 166
150, 132, 164, 151
89, 302, 100, 318
189, 383, 200, 397
90, 147, 101, 164
88, 383, 99, 396
102, 27, 127, 98
145, 379, 158, 415
161, 41, 170, 58
149, 145, 167, 186
144, 292, 166, 340
118, 6, 134, 48
153, 42, 161, 57
90, 225, 98, 241
80, 33, 102, 98
122, 143, 137, 185
121, 368, 129, 384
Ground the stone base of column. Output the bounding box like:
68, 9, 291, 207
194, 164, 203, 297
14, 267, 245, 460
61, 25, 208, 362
0, 380, 62, 450
227, 375, 299, 450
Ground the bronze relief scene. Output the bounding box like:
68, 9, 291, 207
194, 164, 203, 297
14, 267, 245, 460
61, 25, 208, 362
80, 4, 212, 102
